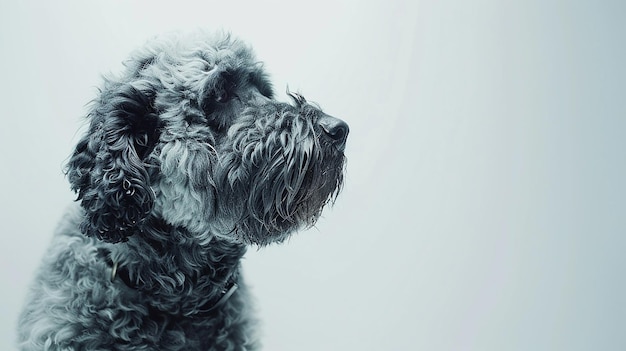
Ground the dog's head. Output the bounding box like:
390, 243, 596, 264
66, 31, 348, 246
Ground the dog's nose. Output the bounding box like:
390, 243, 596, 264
318, 114, 349, 150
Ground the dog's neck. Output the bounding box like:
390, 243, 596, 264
103, 216, 247, 316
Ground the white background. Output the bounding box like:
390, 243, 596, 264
1, 1, 625, 350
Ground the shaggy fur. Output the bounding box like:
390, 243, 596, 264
18, 31, 348, 351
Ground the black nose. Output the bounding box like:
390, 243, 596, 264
318, 114, 349, 150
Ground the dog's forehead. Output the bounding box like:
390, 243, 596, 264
131, 32, 252, 69
125, 31, 273, 98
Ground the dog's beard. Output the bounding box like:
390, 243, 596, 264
218, 106, 346, 245
247, 137, 345, 233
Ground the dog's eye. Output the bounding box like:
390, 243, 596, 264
214, 71, 239, 104
215, 89, 230, 103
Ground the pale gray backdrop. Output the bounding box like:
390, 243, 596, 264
1, 0, 624, 350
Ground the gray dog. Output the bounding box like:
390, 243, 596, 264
18, 31, 348, 351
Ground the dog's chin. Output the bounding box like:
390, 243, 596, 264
229, 156, 345, 247
233, 202, 326, 247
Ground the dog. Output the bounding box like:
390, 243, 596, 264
18, 31, 348, 351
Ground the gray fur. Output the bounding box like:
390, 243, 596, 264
18, 30, 348, 351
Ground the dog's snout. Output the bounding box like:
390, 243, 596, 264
318, 115, 349, 150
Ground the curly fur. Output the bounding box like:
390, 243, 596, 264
18, 30, 348, 351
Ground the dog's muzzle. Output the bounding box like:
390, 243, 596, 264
318, 113, 349, 152
285, 89, 349, 152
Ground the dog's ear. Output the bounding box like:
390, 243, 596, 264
66, 82, 159, 243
